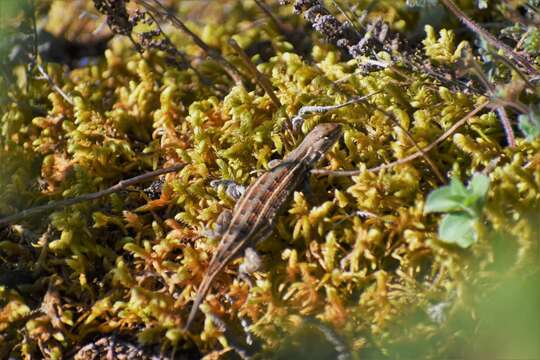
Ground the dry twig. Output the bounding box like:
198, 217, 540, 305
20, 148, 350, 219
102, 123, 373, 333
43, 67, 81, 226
228, 39, 283, 110
36, 64, 74, 105
0, 164, 185, 226
312, 101, 490, 176
254, 0, 290, 37
440, 0, 539, 76
136, 0, 245, 84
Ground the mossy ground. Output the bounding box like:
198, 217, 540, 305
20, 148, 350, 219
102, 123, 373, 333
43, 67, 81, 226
1, 1, 539, 359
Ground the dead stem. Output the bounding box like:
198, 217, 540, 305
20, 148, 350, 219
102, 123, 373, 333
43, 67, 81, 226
490, 53, 536, 92
462, 52, 516, 147
0, 163, 185, 227
360, 101, 447, 184
136, 0, 245, 84
440, 0, 540, 77
254, 0, 290, 37
495, 106, 516, 148
312, 101, 490, 176
228, 39, 283, 110
28, 0, 73, 105
36, 64, 74, 106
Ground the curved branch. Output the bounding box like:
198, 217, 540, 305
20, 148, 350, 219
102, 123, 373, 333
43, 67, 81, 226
0, 163, 185, 226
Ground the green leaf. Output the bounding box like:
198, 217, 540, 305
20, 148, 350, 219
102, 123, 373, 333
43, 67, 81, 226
426, 174, 490, 216
518, 111, 540, 141
449, 176, 469, 197
438, 213, 477, 248
425, 186, 463, 213
469, 173, 490, 198
462, 173, 490, 216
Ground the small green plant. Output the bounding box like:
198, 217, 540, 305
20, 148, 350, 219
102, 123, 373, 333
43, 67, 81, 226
518, 106, 540, 141
425, 174, 490, 248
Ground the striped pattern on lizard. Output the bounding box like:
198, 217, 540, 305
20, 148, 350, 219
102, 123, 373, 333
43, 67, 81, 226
184, 123, 342, 331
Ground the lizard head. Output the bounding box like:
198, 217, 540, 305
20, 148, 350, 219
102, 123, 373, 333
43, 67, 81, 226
308, 122, 342, 153
285, 122, 342, 165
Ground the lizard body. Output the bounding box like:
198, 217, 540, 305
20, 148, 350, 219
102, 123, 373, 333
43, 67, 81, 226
184, 123, 342, 331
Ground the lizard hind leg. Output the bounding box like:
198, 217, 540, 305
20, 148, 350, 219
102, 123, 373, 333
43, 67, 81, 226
238, 247, 262, 287
214, 209, 233, 236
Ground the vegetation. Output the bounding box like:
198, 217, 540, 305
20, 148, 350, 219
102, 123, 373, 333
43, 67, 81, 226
1, 0, 539, 358
424, 173, 490, 248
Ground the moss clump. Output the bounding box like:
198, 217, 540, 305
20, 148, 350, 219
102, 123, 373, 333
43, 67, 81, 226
1, 1, 539, 358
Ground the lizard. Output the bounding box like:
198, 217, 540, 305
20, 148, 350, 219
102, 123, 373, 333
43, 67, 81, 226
184, 122, 342, 331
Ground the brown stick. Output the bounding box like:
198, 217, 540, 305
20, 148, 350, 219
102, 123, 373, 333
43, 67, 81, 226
0, 163, 185, 226
136, 0, 245, 84
254, 0, 290, 37
228, 39, 282, 109
312, 101, 490, 176
36, 64, 74, 105
358, 101, 446, 184
463, 52, 516, 148
440, 0, 539, 76
495, 106, 515, 148
228, 39, 294, 132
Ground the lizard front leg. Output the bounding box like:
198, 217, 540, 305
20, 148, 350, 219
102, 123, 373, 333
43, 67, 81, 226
210, 179, 246, 201
202, 178, 244, 238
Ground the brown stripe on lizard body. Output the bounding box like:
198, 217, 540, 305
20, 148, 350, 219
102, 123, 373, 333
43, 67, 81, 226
258, 162, 306, 219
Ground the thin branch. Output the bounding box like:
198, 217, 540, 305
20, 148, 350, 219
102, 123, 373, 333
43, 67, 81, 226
143, 10, 213, 87
490, 52, 536, 92
136, 0, 245, 84
228, 39, 283, 108
312, 101, 490, 176
495, 106, 515, 148
292, 92, 445, 182
461, 50, 516, 147
0, 163, 185, 227
29, 0, 38, 68
36, 64, 74, 105
253, 0, 290, 37
291, 92, 380, 129
440, 0, 540, 76
25, 0, 39, 95
493, 98, 529, 114
228, 38, 296, 131
26, 0, 74, 105
330, 0, 362, 38
361, 101, 446, 183
144, 11, 189, 65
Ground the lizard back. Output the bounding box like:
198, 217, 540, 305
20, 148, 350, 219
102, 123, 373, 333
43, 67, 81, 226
184, 123, 342, 330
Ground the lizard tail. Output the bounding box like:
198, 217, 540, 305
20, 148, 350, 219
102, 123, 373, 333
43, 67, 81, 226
184, 238, 246, 331
184, 271, 216, 331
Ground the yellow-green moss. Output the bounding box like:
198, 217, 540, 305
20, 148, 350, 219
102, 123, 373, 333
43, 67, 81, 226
1, 1, 539, 358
